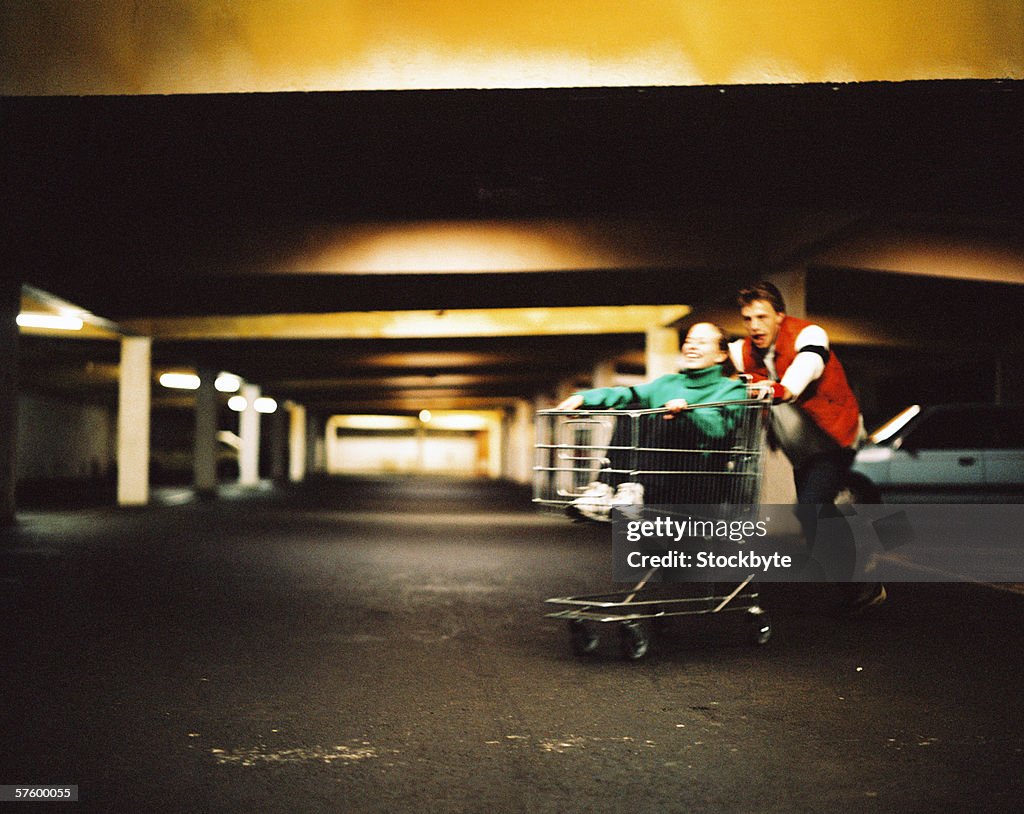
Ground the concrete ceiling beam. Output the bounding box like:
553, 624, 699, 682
120, 305, 691, 341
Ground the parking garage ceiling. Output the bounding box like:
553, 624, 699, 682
5, 80, 1024, 413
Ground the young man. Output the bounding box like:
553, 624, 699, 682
730, 281, 885, 613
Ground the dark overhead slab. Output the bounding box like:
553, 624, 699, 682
808, 265, 1024, 331
6, 80, 1023, 310
7, 80, 1024, 413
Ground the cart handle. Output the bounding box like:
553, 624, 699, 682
557, 452, 612, 466
537, 396, 769, 416
560, 416, 617, 427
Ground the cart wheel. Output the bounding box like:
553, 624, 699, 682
619, 620, 650, 661
747, 608, 772, 645
648, 604, 670, 633
568, 620, 600, 656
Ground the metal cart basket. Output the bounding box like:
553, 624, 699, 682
534, 394, 773, 660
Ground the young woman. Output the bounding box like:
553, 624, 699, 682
557, 322, 749, 519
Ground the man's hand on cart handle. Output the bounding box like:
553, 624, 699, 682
751, 380, 794, 403
555, 394, 584, 411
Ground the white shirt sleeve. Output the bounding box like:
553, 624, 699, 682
728, 339, 746, 372
779, 324, 828, 397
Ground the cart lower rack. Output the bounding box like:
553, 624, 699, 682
534, 396, 772, 660
545, 569, 771, 661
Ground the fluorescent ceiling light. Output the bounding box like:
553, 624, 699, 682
215, 372, 242, 393
17, 313, 84, 331
330, 412, 498, 432
227, 396, 278, 414
333, 415, 419, 431
254, 397, 278, 414
159, 372, 201, 390
429, 414, 491, 431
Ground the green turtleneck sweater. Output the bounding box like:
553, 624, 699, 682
575, 364, 749, 439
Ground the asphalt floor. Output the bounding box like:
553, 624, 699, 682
1, 475, 1022, 813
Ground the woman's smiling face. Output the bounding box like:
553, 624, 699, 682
680, 322, 727, 370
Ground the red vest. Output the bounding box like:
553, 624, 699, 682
742, 316, 860, 448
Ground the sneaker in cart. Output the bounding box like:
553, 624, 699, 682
611, 482, 645, 519
565, 481, 614, 523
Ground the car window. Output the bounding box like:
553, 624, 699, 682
903, 409, 998, 450
990, 407, 1024, 449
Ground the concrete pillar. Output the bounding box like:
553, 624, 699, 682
767, 269, 807, 318
268, 405, 286, 481
645, 326, 680, 379
553, 376, 581, 405
507, 399, 534, 485
193, 367, 218, 495
117, 336, 152, 506
305, 410, 320, 475
415, 421, 427, 471
592, 359, 616, 388
500, 412, 512, 480
0, 280, 19, 524
239, 383, 261, 486
306, 411, 328, 475
477, 416, 497, 479
288, 403, 307, 483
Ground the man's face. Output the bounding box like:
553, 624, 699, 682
740, 299, 785, 350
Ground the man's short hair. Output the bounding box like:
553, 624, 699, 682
737, 281, 786, 313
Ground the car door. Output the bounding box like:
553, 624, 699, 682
889, 407, 986, 497
982, 406, 1024, 490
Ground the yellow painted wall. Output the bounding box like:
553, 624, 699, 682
1, 0, 1022, 95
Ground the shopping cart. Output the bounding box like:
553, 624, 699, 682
534, 393, 773, 660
